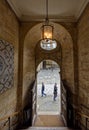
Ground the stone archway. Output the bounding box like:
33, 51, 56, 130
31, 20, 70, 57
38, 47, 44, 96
22, 22, 74, 125
23, 22, 74, 97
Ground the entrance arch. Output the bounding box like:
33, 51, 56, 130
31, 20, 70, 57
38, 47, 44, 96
37, 60, 61, 115
22, 22, 74, 126
33, 59, 66, 127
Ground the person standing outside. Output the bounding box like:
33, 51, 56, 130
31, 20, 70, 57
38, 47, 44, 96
53, 83, 57, 101
41, 82, 46, 97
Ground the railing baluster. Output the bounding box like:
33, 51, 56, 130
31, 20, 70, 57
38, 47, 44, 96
86, 118, 88, 130
8, 117, 10, 130
77, 112, 89, 130
0, 111, 19, 130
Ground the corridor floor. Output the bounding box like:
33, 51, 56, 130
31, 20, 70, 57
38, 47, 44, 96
34, 115, 65, 127
37, 95, 60, 114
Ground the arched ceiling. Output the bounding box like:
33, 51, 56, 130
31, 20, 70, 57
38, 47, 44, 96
24, 22, 73, 50
23, 23, 74, 92
7, 0, 89, 22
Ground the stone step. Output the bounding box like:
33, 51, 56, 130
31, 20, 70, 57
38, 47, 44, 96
20, 126, 78, 130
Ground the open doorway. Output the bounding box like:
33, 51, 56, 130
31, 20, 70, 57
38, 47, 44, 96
37, 60, 61, 115
34, 60, 64, 127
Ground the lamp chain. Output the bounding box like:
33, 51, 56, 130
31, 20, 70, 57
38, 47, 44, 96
46, 0, 49, 23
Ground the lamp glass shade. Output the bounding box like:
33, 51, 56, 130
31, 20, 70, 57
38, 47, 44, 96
41, 24, 53, 40
40, 39, 57, 51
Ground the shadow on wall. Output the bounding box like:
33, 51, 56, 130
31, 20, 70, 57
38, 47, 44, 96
23, 80, 35, 128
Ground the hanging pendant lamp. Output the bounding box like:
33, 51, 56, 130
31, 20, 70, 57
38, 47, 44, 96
41, 0, 54, 41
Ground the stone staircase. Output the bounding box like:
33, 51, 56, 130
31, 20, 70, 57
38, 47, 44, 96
20, 126, 78, 130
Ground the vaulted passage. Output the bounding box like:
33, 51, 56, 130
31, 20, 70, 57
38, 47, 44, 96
34, 60, 63, 127
0, 0, 89, 130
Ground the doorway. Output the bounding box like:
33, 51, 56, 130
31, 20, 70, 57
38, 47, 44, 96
34, 60, 64, 126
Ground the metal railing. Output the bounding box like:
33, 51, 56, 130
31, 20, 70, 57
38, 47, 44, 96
77, 111, 89, 130
0, 111, 19, 130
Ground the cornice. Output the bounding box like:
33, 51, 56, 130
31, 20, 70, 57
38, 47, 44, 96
6, 0, 21, 18
75, 0, 89, 19
20, 15, 76, 23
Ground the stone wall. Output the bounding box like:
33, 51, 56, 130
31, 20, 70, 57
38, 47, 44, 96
77, 3, 89, 109
0, 0, 19, 129
77, 3, 89, 128
77, 4, 89, 129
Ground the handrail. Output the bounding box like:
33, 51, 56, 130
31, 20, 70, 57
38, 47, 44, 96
77, 111, 89, 130
0, 111, 19, 130
81, 104, 89, 110
0, 111, 19, 122
78, 112, 89, 119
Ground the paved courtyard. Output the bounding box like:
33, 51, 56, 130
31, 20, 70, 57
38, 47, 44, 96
37, 68, 61, 115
